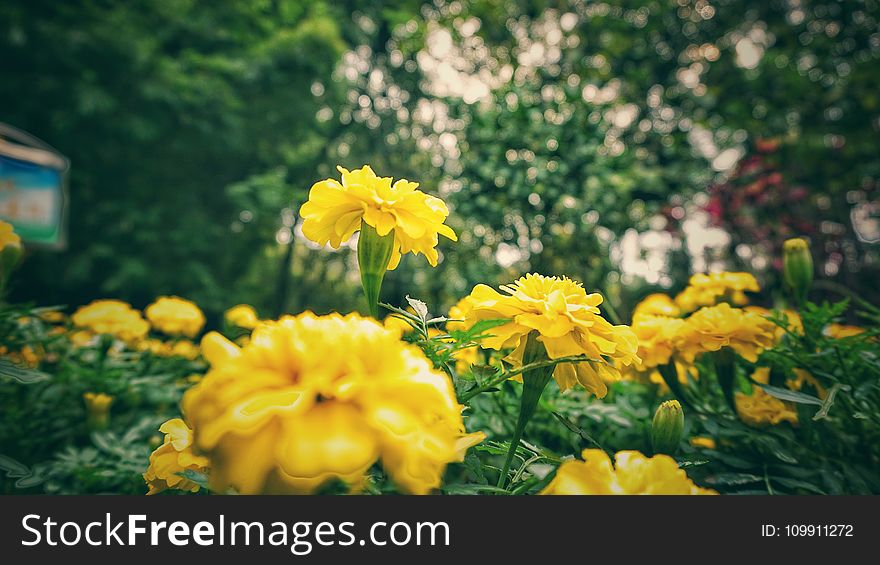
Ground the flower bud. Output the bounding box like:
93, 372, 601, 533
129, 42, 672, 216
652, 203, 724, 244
357, 221, 395, 318
651, 400, 684, 455
783, 238, 813, 305
0, 223, 23, 292
83, 392, 114, 431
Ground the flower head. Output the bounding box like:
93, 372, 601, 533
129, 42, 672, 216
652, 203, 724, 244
0, 220, 22, 251
675, 303, 776, 362
674, 272, 759, 313
457, 274, 640, 398
71, 299, 150, 342
143, 419, 210, 494
299, 165, 457, 270
541, 449, 716, 495
633, 293, 681, 318
629, 314, 687, 370
146, 296, 205, 338
182, 312, 482, 494
224, 304, 260, 330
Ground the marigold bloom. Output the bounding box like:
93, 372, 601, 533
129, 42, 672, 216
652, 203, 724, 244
674, 303, 776, 362
143, 419, 210, 495
736, 388, 798, 427
224, 304, 260, 330
825, 323, 865, 339
0, 220, 21, 251
182, 313, 483, 494
299, 165, 457, 270
745, 306, 803, 342
674, 272, 759, 313
457, 274, 640, 398
632, 293, 681, 318
71, 299, 150, 342
689, 436, 717, 450
145, 296, 205, 338
541, 449, 716, 495
630, 314, 687, 370
83, 392, 114, 430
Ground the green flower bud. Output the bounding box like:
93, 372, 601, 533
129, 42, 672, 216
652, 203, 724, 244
652, 399, 684, 455
357, 221, 395, 318
783, 238, 813, 305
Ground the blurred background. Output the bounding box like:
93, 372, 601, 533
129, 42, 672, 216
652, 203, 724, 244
1, 0, 878, 322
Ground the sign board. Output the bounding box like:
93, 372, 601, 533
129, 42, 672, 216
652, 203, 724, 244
0, 124, 69, 248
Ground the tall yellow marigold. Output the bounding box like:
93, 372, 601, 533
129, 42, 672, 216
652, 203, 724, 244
145, 296, 205, 338
541, 449, 716, 495
143, 419, 210, 494
630, 314, 687, 370
674, 272, 759, 313
299, 165, 457, 269
457, 274, 640, 398
675, 303, 776, 362
735, 367, 799, 427
182, 313, 483, 494
71, 299, 150, 342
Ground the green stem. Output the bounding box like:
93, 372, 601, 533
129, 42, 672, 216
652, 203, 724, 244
496, 333, 553, 489
714, 347, 737, 412
458, 354, 590, 403
357, 222, 394, 318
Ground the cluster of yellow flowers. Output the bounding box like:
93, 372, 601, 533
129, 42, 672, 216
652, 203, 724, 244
177, 312, 483, 495
541, 449, 716, 495
735, 368, 798, 426
673, 272, 760, 313
456, 273, 640, 398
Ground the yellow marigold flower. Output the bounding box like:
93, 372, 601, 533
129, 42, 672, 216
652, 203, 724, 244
689, 436, 717, 450
736, 388, 798, 427
788, 368, 826, 399
382, 314, 414, 335
145, 296, 205, 338
458, 274, 640, 398
224, 304, 260, 330
71, 299, 150, 342
745, 306, 803, 343
446, 296, 474, 332
825, 323, 865, 339
83, 392, 114, 430
674, 272, 760, 313
541, 449, 716, 495
0, 220, 22, 250
182, 313, 483, 494
299, 165, 457, 270
675, 303, 776, 362
143, 419, 210, 495
632, 293, 680, 318
630, 314, 687, 370
38, 310, 67, 324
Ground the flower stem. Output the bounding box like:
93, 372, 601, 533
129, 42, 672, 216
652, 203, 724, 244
497, 333, 553, 489
357, 222, 395, 318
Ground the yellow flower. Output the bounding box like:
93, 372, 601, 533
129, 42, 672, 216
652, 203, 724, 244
71, 299, 150, 342
0, 220, 22, 250
382, 314, 414, 335
458, 274, 640, 398
825, 323, 865, 339
299, 165, 457, 270
83, 392, 114, 430
225, 304, 260, 330
145, 296, 205, 338
736, 388, 798, 427
675, 303, 776, 362
788, 368, 826, 399
143, 419, 210, 495
745, 306, 802, 342
446, 296, 474, 332
632, 293, 681, 318
182, 313, 483, 494
689, 437, 717, 450
541, 449, 716, 495
83, 392, 114, 414
674, 272, 760, 313
630, 314, 687, 370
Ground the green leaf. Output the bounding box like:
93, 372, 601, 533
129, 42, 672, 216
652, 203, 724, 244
813, 383, 850, 421
0, 358, 50, 383
0, 454, 30, 477
405, 295, 429, 321
757, 383, 823, 406
178, 469, 211, 490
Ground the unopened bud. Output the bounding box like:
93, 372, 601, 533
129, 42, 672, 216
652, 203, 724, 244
783, 238, 813, 305
83, 392, 114, 430
652, 400, 684, 455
